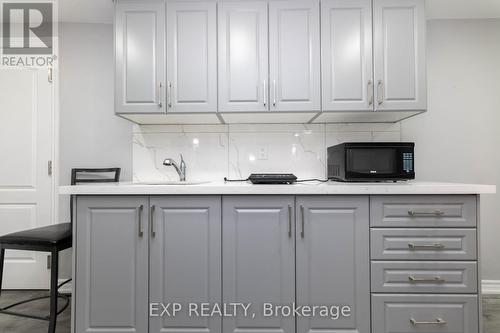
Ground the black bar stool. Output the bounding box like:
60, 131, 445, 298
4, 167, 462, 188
0, 168, 121, 333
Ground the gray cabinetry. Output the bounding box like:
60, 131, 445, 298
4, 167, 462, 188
269, 0, 321, 111
370, 195, 477, 228
372, 294, 479, 333
371, 228, 477, 261
115, 0, 165, 114
166, 2, 217, 112
296, 196, 370, 333
75, 196, 149, 333
373, 0, 426, 111
370, 195, 479, 333
321, 0, 373, 111
149, 196, 221, 333
218, 1, 269, 112
222, 196, 295, 333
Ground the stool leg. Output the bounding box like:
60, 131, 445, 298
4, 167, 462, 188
0, 247, 5, 297
48, 251, 59, 333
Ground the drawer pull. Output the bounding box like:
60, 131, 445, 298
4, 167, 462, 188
408, 276, 445, 283
408, 210, 444, 216
410, 317, 447, 326
408, 243, 445, 250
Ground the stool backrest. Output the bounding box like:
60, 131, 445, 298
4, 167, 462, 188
71, 168, 121, 185
70, 168, 121, 224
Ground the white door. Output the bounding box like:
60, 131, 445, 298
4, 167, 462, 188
269, 0, 321, 112
373, 0, 426, 111
218, 1, 269, 112
166, 2, 217, 113
321, 0, 373, 111
115, 0, 165, 114
0, 67, 53, 289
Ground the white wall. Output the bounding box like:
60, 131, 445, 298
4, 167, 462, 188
58, 23, 132, 276
401, 19, 500, 280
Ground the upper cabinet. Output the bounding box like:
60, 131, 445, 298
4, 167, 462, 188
218, 1, 269, 112
269, 0, 321, 111
115, 0, 165, 114
166, 2, 217, 113
114, 0, 427, 124
373, 0, 426, 111
321, 0, 373, 111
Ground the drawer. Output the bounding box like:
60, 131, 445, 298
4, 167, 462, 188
370, 195, 476, 228
371, 261, 478, 293
372, 294, 479, 333
371, 229, 477, 260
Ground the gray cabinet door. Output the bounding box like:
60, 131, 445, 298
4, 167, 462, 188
296, 196, 370, 333
75, 196, 149, 333
115, 0, 165, 114
373, 0, 426, 111
269, 0, 321, 112
166, 2, 217, 113
149, 196, 221, 333
223, 196, 295, 333
218, 1, 269, 112
321, 0, 373, 111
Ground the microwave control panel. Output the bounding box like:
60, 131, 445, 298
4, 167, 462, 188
403, 152, 414, 173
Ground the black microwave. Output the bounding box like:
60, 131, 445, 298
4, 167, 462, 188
327, 142, 415, 182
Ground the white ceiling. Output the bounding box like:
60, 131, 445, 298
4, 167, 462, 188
58, 0, 500, 24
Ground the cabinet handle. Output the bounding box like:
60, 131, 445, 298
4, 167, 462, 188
158, 82, 163, 108
300, 205, 305, 238
377, 80, 384, 105
408, 276, 446, 283
410, 317, 447, 326
408, 243, 445, 250
368, 80, 373, 106
150, 205, 156, 238
167, 81, 173, 108
272, 80, 277, 107
288, 205, 292, 238
137, 205, 144, 237
263, 80, 267, 107
408, 210, 445, 216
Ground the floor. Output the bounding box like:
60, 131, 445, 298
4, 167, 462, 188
0, 292, 498, 332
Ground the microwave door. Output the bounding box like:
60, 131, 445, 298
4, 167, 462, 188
346, 148, 398, 178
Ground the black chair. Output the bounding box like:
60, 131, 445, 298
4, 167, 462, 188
0, 168, 121, 333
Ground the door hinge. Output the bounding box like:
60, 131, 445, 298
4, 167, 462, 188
48, 67, 53, 83
47, 255, 51, 270
48, 160, 53, 176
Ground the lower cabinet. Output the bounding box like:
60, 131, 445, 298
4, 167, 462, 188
296, 196, 370, 333
222, 196, 370, 333
149, 196, 221, 333
74, 194, 477, 333
222, 196, 295, 333
75, 196, 149, 333
75, 196, 221, 333
372, 294, 479, 333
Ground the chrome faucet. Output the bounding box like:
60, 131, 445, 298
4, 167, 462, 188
163, 154, 186, 181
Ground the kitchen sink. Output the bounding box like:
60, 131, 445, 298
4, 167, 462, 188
132, 180, 210, 185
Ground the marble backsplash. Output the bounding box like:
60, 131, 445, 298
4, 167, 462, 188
132, 123, 401, 182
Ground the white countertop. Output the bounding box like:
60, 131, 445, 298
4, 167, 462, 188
59, 181, 496, 195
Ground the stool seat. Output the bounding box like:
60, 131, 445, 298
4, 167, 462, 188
0, 224, 71, 248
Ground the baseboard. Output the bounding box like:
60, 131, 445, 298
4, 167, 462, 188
58, 279, 72, 294
482, 280, 500, 295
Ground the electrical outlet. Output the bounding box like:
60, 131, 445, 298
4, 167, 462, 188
257, 146, 268, 160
